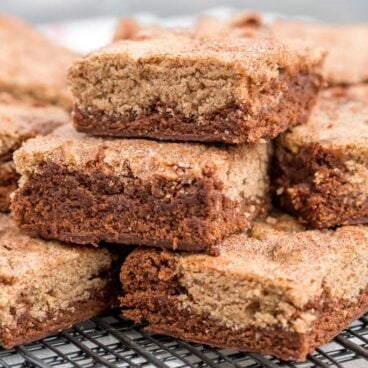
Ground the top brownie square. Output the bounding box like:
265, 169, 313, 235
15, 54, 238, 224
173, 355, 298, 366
69, 35, 324, 144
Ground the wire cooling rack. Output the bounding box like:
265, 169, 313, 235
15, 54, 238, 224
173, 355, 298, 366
1, 311, 367, 368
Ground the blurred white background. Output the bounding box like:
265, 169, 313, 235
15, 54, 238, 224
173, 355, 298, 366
0, 0, 366, 53
0, 0, 367, 23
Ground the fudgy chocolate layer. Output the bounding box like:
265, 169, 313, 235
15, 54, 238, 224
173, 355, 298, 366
73, 72, 321, 144
12, 163, 266, 254
0, 162, 19, 212
120, 249, 368, 362
273, 144, 368, 228
0, 152, 14, 162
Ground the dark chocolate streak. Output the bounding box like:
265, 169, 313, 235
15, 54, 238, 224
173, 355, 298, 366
273, 143, 368, 228
12, 163, 267, 254
0, 162, 19, 212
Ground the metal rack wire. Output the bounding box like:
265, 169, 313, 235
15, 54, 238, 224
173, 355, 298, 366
1, 311, 367, 368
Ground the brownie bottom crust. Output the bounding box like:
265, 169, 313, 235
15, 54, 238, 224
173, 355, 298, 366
73, 72, 321, 144
274, 144, 368, 228
120, 249, 368, 362
11, 163, 266, 254
0, 162, 19, 212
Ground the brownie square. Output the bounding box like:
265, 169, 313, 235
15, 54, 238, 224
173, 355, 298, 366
11, 125, 270, 255
0, 214, 119, 349
69, 35, 324, 144
274, 85, 368, 228
270, 20, 368, 86
0, 95, 70, 212
120, 213, 368, 361
0, 14, 78, 109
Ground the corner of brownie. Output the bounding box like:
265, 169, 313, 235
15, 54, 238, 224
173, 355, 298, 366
0, 97, 70, 212
274, 85, 368, 228
0, 213, 120, 349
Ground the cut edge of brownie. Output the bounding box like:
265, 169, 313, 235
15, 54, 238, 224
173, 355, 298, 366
0, 281, 117, 349
120, 248, 368, 362
72, 67, 322, 144
273, 142, 368, 228
0, 211, 123, 349
11, 161, 269, 255
0, 161, 18, 212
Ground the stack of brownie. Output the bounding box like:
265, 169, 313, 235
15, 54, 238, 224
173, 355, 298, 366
2, 10, 368, 363
9, 17, 328, 361
12, 33, 324, 253
0, 15, 122, 349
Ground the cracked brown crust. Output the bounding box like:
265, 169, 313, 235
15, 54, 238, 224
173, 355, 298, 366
120, 248, 368, 362
73, 71, 322, 144
0, 162, 18, 212
11, 163, 268, 255
1, 284, 117, 349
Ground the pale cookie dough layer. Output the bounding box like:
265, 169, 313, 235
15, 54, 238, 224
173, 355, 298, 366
11, 125, 270, 254
70, 35, 324, 143
120, 213, 368, 361
0, 214, 119, 349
